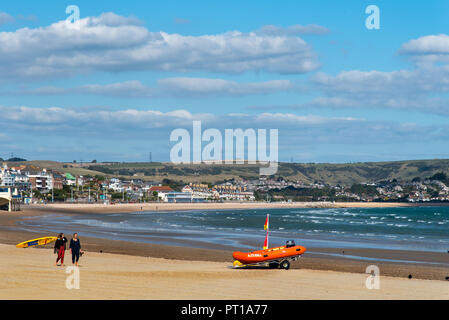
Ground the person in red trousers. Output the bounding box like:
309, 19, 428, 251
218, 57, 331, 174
54, 233, 68, 266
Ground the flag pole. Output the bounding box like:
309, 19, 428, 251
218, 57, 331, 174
267, 214, 269, 249
263, 214, 269, 249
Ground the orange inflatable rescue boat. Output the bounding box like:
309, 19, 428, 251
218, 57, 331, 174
233, 240, 307, 270
232, 214, 307, 270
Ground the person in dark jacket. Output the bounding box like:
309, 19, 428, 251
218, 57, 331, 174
54, 233, 68, 266
69, 233, 82, 266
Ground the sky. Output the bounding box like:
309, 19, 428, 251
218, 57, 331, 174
1, 0, 449, 163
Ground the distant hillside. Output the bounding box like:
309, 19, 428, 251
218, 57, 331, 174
6, 159, 449, 186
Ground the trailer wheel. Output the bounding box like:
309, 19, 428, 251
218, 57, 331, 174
268, 262, 279, 269
280, 260, 290, 270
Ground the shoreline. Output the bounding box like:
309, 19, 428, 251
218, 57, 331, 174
1, 205, 448, 282
22, 200, 446, 214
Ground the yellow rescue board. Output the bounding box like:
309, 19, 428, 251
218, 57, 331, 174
16, 236, 58, 248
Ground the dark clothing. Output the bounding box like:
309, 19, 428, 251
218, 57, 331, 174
54, 237, 67, 264
54, 237, 68, 253
69, 239, 81, 253
72, 250, 80, 264
70, 238, 81, 264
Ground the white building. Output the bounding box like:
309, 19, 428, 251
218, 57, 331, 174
29, 169, 53, 192
108, 178, 124, 192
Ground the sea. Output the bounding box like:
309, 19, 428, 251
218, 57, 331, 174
17, 206, 449, 255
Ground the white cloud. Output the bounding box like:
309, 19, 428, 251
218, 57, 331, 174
0, 105, 200, 128
0, 13, 321, 80
312, 66, 449, 94
2, 104, 448, 162
400, 34, 449, 65
3, 103, 435, 147
290, 35, 449, 116
0, 105, 356, 133
13, 78, 297, 97
249, 62, 449, 116
400, 34, 449, 55
309, 65, 449, 114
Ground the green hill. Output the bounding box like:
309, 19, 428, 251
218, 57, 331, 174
5, 159, 449, 186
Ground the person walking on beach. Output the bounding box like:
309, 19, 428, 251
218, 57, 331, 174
54, 233, 68, 266
69, 233, 82, 266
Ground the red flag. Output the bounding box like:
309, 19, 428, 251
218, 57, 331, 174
263, 214, 269, 249
263, 231, 269, 250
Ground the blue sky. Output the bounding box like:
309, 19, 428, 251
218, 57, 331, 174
1, 0, 449, 163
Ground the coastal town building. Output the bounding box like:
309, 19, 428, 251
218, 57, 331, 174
2, 162, 449, 207
166, 191, 194, 203
65, 173, 76, 186
29, 169, 53, 193
0, 163, 30, 189
148, 186, 174, 201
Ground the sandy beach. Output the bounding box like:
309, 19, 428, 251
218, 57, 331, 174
1, 203, 448, 299
1, 244, 447, 300
26, 201, 421, 214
